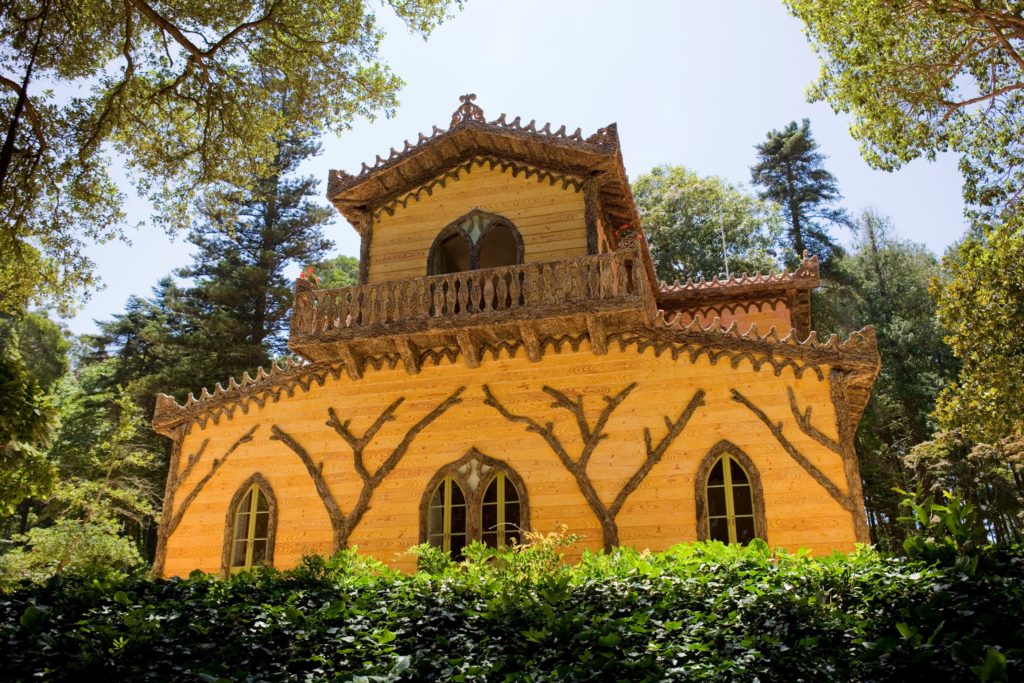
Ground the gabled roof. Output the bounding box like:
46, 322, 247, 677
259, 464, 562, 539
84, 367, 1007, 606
327, 94, 641, 239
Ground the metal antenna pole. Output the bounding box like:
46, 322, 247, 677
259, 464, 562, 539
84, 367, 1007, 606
719, 208, 730, 279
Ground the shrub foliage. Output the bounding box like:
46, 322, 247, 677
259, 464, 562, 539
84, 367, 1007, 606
0, 537, 1020, 681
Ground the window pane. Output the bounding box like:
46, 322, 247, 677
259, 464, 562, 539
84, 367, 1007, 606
439, 233, 471, 273
483, 478, 498, 503
482, 501, 498, 537
251, 540, 267, 565
709, 517, 729, 543
478, 223, 520, 270
233, 510, 251, 542
504, 480, 519, 503
429, 482, 444, 509
707, 459, 724, 486
427, 503, 443, 541
505, 499, 521, 537
707, 485, 727, 518
255, 489, 269, 512
253, 511, 269, 539
482, 531, 498, 549
450, 500, 467, 536
732, 485, 753, 516
730, 459, 749, 484
450, 481, 466, 507
735, 517, 756, 544
232, 539, 249, 567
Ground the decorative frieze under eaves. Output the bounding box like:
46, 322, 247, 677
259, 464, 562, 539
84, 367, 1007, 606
367, 156, 586, 221
152, 322, 879, 437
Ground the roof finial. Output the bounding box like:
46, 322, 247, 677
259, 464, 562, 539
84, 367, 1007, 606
451, 93, 485, 128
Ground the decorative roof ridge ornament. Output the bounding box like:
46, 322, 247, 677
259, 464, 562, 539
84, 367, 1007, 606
450, 93, 485, 128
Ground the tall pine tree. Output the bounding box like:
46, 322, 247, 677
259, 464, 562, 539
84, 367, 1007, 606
175, 130, 335, 384
750, 119, 851, 268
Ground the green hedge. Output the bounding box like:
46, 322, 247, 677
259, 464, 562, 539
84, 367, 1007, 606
1, 540, 1020, 681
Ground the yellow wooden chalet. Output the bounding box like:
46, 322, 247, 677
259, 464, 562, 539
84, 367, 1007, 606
152, 95, 880, 577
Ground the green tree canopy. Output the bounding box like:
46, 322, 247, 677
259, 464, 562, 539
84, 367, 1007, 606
177, 131, 334, 365
313, 254, 360, 289
750, 119, 851, 268
0, 312, 69, 516
0, 0, 458, 316
632, 165, 784, 283
785, 0, 1024, 219
932, 217, 1024, 443
814, 210, 956, 548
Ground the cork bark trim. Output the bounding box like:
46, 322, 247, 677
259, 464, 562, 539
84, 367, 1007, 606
417, 448, 532, 547
483, 383, 705, 551
269, 387, 465, 551
152, 326, 879, 438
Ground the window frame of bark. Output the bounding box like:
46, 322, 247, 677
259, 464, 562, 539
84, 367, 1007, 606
426, 210, 525, 275
418, 448, 530, 553
694, 441, 767, 544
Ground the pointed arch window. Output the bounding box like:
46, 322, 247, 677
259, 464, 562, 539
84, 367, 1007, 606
427, 476, 468, 556
427, 210, 524, 275
223, 474, 277, 575
696, 443, 766, 545
421, 450, 529, 556
481, 472, 521, 549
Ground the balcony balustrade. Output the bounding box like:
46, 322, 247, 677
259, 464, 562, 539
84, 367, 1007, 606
288, 246, 655, 365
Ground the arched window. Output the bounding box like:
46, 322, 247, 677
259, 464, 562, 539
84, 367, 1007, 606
426, 476, 468, 557
421, 450, 529, 555
481, 472, 521, 549
223, 474, 277, 575
696, 443, 766, 545
427, 210, 524, 275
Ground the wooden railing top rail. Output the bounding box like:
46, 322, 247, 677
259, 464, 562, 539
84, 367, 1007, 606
290, 246, 650, 339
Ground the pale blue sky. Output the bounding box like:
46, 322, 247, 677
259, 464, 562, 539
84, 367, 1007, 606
68, 0, 966, 335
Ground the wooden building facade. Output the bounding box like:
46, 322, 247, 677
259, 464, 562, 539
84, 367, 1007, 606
152, 96, 880, 577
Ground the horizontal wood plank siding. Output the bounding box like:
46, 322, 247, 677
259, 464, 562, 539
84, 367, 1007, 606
162, 341, 858, 577
368, 164, 587, 284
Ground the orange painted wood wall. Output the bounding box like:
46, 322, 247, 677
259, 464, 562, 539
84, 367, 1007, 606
161, 341, 859, 577
367, 162, 587, 283
667, 300, 794, 336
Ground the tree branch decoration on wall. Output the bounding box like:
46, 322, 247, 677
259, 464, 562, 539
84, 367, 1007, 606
154, 425, 259, 574
483, 383, 706, 550
730, 386, 859, 520
270, 387, 465, 550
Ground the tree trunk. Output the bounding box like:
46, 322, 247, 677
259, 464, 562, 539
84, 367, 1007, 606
0, 1, 48, 194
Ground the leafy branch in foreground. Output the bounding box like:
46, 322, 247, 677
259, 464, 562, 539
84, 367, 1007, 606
0, 0, 460, 314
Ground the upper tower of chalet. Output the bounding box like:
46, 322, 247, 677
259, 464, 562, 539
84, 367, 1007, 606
325, 94, 645, 286
286, 95, 834, 381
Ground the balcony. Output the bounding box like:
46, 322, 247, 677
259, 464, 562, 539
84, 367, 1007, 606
288, 246, 656, 372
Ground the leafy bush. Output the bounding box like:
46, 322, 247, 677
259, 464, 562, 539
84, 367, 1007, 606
0, 539, 1020, 681
0, 519, 145, 589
